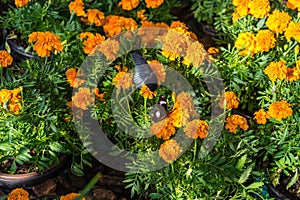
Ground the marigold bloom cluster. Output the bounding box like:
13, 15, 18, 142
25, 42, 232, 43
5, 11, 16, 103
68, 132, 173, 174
86, 9, 105, 26
285, 22, 300, 43
118, 0, 140, 11
7, 188, 29, 200
158, 139, 182, 163
150, 118, 176, 140
103, 15, 137, 37
0, 50, 13, 67
112, 72, 134, 90
0, 88, 22, 114
235, 30, 276, 56
15, 0, 29, 8
28, 32, 63, 57
254, 109, 269, 124
263, 61, 287, 82
148, 60, 166, 85
79, 32, 105, 54
267, 100, 293, 121
184, 119, 209, 139
233, 0, 270, 21
287, 0, 300, 11
145, 0, 164, 9
60, 193, 86, 200
139, 85, 157, 99
137, 9, 147, 21
266, 10, 291, 34
219, 91, 240, 109
225, 114, 249, 134
72, 87, 94, 110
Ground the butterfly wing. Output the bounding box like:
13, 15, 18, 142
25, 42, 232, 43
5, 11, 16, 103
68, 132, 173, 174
131, 53, 158, 92
152, 95, 168, 123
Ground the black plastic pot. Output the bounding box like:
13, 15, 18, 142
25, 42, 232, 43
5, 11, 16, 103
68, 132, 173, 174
0, 155, 70, 189
267, 184, 290, 200
6, 39, 35, 63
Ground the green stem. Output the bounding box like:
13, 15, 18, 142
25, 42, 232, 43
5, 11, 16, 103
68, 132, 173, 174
144, 97, 147, 121
193, 140, 197, 162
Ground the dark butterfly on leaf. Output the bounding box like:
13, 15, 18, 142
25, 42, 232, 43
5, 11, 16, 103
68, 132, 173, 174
131, 53, 158, 92
152, 95, 168, 123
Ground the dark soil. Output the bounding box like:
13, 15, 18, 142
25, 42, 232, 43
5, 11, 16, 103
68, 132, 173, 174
275, 171, 300, 199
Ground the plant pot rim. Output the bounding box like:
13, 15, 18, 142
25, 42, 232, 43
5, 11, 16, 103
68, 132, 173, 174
7, 39, 35, 59
0, 155, 70, 189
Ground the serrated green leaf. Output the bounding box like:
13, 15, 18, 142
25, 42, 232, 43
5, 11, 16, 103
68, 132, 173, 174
287, 169, 298, 190
238, 167, 252, 184
49, 142, 64, 153
236, 154, 247, 170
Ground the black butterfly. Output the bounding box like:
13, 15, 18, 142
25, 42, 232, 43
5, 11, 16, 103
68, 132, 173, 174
152, 95, 168, 123
131, 53, 158, 92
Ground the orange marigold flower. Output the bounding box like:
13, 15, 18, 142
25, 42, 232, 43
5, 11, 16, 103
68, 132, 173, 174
28, 32, 63, 57
60, 193, 85, 200
0, 50, 13, 67
118, 0, 140, 11
150, 118, 176, 140
65, 68, 85, 88
95, 88, 106, 100
266, 10, 291, 34
145, 0, 164, 9
232, 0, 250, 21
94, 38, 119, 61
286, 67, 300, 81
267, 100, 292, 121
225, 114, 249, 134
176, 92, 195, 113
15, 0, 29, 8
234, 32, 256, 56
148, 60, 166, 85
69, 0, 86, 17
103, 15, 137, 37
264, 61, 287, 82
219, 91, 240, 109
79, 32, 105, 54
182, 41, 206, 67
86, 9, 105, 26
254, 109, 269, 124
139, 85, 157, 99
284, 22, 300, 43
0, 88, 22, 114
208, 47, 219, 55
255, 30, 276, 53
137, 9, 147, 21
248, 0, 270, 18
72, 88, 94, 110
112, 72, 134, 89
168, 107, 190, 128
184, 119, 209, 139
287, 0, 300, 11
158, 139, 182, 163
7, 188, 29, 200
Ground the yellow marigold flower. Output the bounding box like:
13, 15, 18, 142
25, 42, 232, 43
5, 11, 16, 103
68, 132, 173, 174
264, 61, 287, 82
0, 88, 22, 114
86, 9, 105, 26
28, 32, 63, 57
103, 15, 137, 37
255, 30, 276, 53
94, 39, 119, 61
225, 114, 249, 134
286, 67, 300, 81
72, 88, 94, 110
284, 22, 300, 43
254, 109, 269, 124
158, 139, 182, 163
15, 0, 29, 8
168, 107, 189, 128
287, 0, 300, 11
248, 0, 270, 18
138, 21, 168, 46
60, 193, 85, 200
65, 68, 85, 88
148, 60, 166, 85
145, 0, 164, 9
7, 188, 29, 200
219, 91, 240, 109
114, 64, 128, 72
182, 41, 205, 67
118, 0, 140, 11
139, 85, 157, 99
184, 119, 209, 139
69, 0, 86, 17
0, 89, 12, 104
170, 21, 188, 31
150, 118, 176, 140
161, 30, 187, 61
232, 0, 250, 21
208, 47, 219, 55
79, 32, 105, 54
137, 9, 147, 21
112, 72, 134, 89
234, 32, 256, 56
0, 50, 13, 67
267, 100, 292, 121
266, 10, 291, 34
